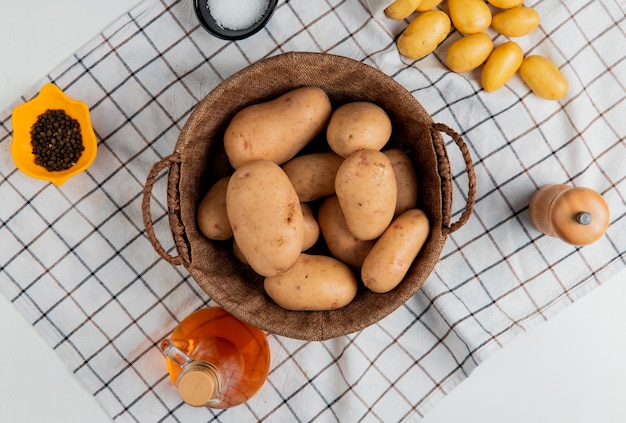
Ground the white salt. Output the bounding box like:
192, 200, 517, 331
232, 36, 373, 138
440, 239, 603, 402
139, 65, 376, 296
207, 0, 271, 31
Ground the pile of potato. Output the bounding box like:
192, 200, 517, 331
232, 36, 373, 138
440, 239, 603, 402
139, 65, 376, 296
386, 0, 569, 100
196, 87, 430, 311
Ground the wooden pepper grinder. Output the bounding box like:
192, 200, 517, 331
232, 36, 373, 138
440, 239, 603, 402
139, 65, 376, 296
529, 184, 610, 246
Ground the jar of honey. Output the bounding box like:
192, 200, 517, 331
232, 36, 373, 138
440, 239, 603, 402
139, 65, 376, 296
529, 184, 610, 246
160, 307, 270, 408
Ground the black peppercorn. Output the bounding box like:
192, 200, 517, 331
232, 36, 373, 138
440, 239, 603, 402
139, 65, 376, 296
30, 109, 84, 172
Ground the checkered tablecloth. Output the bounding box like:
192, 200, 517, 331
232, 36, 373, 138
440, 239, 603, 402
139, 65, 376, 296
1, 0, 625, 421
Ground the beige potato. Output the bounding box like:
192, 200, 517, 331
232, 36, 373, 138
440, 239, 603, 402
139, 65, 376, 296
282, 152, 344, 202
397, 10, 451, 60
335, 149, 397, 241
448, 0, 492, 35
445, 32, 494, 73
481, 41, 524, 92
224, 86, 332, 168
264, 253, 358, 311
519, 55, 569, 101
415, 0, 442, 12
300, 203, 320, 251
383, 148, 419, 216
226, 160, 304, 277
317, 196, 375, 269
326, 102, 392, 158
385, 0, 421, 20
487, 0, 524, 9
232, 238, 248, 264
491, 7, 540, 38
197, 176, 233, 241
361, 209, 430, 293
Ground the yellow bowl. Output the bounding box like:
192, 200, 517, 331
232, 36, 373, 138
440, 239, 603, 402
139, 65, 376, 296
11, 83, 97, 186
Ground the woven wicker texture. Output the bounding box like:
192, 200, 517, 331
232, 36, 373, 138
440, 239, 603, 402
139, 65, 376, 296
143, 52, 475, 340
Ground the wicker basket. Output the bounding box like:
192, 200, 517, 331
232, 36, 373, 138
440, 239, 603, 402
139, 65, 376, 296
142, 52, 476, 341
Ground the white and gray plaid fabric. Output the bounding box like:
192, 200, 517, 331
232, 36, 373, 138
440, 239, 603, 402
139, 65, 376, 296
1, 0, 625, 421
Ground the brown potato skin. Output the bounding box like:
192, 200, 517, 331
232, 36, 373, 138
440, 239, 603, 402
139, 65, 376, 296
300, 203, 320, 251
264, 253, 358, 311
317, 195, 375, 268
232, 238, 248, 264
226, 160, 304, 277
361, 209, 430, 293
224, 86, 332, 168
197, 176, 233, 241
335, 149, 397, 241
383, 148, 419, 216
282, 152, 344, 202
326, 102, 392, 158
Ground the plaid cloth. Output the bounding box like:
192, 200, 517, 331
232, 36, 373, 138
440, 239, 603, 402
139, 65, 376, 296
1, 0, 625, 421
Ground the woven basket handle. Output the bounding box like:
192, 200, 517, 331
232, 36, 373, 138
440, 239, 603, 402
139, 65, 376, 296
141, 152, 190, 266
432, 123, 477, 235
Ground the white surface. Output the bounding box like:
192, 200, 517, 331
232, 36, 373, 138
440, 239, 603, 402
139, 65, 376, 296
1, 1, 625, 422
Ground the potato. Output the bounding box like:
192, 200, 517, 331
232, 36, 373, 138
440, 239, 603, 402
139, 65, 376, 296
448, 0, 492, 35
223, 86, 332, 168
226, 160, 304, 277
397, 10, 451, 60
197, 176, 233, 241
282, 152, 344, 202
301, 203, 320, 251
383, 148, 419, 216
361, 209, 430, 293
481, 41, 524, 92
491, 7, 540, 38
232, 239, 248, 264
326, 102, 392, 158
519, 55, 569, 101
384, 0, 421, 20
264, 253, 358, 311
335, 149, 397, 241
486, 0, 524, 9
445, 32, 494, 73
317, 196, 375, 269
415, 0, 442, 12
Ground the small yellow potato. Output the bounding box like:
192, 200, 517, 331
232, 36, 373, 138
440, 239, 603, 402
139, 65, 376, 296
224, 86, 332, 168
486, 0, 524, 9
317, 196, 375, 269
397, 10, 451, 60
415, 0, 442, 12
264, 254, 358, 311
448, 0, 492, 35
481, 41, 524, 92
385, 0, 421, 20
361, 209, 430, 293
491, 7, 540, 37
445, 32, 494, 73
326, 102, 392, 158
300, 203, 320, 251
383, 148, 419, 216
226, 160, 304, 277
335, 149, 397, 241
519, 55, 569, 100
197, 176, 233, 241
282, 152, 344, 202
